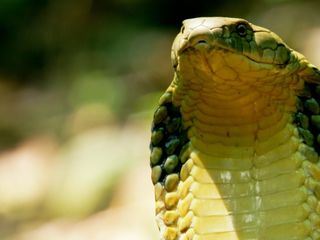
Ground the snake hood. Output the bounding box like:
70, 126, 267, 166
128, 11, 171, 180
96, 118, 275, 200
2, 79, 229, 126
150, 17, 320, 240
171, 17, 320, 85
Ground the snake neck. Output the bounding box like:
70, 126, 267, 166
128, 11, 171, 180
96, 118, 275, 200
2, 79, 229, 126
152, 73, 320, 239
171, 72, 298, 152
161, 74, 317, 239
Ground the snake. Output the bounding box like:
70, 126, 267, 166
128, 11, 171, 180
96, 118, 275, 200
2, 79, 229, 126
149, 17, 320, 240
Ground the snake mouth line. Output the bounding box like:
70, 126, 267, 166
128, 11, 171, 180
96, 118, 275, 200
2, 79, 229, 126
179, 43, 289, 69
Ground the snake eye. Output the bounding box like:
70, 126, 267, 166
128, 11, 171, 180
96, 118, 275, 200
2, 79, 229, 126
236, 23, 247, 37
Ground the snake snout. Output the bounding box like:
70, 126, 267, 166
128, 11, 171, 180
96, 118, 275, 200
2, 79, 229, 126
188, 27, 212, 48
176, 33, 211, 55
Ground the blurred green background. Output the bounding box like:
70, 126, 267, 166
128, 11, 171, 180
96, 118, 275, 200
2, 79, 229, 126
0, 0, 320, 239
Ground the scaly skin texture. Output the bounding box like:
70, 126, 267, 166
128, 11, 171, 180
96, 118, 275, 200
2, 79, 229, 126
150, 17, 320, 240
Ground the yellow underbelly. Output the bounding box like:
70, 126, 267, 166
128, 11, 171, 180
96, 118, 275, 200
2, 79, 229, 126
154, 79, 320, 240
153, 91, 320, 240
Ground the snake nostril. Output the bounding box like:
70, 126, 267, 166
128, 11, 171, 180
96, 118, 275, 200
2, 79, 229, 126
197, 40, 208, 44
191, 38, 210, 50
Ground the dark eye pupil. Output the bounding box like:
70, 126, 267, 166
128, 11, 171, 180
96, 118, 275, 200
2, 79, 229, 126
236, 24, 247, 36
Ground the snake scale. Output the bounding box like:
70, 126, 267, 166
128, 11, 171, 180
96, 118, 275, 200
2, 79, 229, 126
149, 17, 320, 239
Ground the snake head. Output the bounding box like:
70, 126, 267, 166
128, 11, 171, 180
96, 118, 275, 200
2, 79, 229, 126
171, 17, 320, 84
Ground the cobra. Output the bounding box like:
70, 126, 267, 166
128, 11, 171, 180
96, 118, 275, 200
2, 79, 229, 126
149, 17, 320, 240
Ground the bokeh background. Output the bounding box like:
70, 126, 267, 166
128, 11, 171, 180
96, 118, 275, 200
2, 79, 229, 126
0, 0, 320, 239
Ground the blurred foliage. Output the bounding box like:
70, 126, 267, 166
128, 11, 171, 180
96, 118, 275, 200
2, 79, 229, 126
0, 0, 320, 239
0, 0, 319, 147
